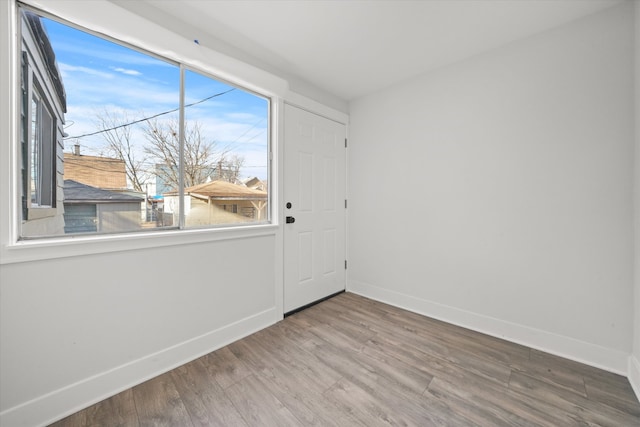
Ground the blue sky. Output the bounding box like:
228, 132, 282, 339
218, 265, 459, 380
42, 16, 269, 183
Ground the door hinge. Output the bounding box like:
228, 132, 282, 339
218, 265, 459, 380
345, 138, 348, 148
345, 260, 348, 270
345, 199, 347, 208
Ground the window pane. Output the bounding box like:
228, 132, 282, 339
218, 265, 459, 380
38, 94, 55, 207
30, 93, 39, 205
180, 69, 269, 227
20, 9, 181, 237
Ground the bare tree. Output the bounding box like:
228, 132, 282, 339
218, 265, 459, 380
93, 112, 245, 194
215, 153, 245, 184
144, 118, 220, 190
95, 109, 149, 192
143, 118, 244, 190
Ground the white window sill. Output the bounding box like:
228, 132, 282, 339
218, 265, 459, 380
26, 206, 57, 220
1, 223, 279, 265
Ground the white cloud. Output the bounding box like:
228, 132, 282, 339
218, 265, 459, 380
224, 112, 259, 121
59, 63, 114, 79
111, 67, 142, 76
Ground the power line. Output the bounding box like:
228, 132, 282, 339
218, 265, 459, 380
64, 88, 236, 140
242, 128, 267, 144
219, 117, 266, 152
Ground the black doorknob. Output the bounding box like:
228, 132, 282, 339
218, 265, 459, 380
286, 216, 295, 224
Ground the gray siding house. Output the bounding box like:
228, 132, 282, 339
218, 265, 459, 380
63, 180, 143, 234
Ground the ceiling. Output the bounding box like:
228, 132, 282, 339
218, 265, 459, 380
132, 0, 622, 102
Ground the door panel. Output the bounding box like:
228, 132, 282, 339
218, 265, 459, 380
284, 104, 346, 313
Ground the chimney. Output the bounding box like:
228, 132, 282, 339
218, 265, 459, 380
73, 143, 80, 156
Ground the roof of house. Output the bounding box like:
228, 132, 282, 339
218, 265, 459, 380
64, 180, 143, 204
64, 153, 128, 190
244, 177, 262, 187
243, 177, 267, 191
166, 180, 267, 200
24, 11, 66, 112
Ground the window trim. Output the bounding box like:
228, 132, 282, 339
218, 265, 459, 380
28, 79, 56, 209
6, 222, 279, 264
2, 0, 283, 264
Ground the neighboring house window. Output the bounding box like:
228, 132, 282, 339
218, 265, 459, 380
18, 6, 271, 240
224, 204, 238, 214
30, 85, 56, 208
20, 43, 59, 225
63, 204, 97, 234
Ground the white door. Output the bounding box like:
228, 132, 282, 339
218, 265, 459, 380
283, 104, 346, 313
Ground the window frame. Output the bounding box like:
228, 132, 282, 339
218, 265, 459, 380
3, 1, 280, 264
29, 80, 56, 209
17, 5, 273, 236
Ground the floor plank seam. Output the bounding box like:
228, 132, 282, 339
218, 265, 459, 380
581, 376, 590, 401
506, 369, 515, 390
421, 377, 434, 397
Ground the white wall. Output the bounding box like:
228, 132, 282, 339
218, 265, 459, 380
631, 0, 640, 401
348, 2, 635, 373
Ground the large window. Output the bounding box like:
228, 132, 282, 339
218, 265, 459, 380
19, 7, 271, 239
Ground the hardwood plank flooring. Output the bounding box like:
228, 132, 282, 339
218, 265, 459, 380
49, 293, 640, 427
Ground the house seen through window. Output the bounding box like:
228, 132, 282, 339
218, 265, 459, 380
19, 7, 270, 239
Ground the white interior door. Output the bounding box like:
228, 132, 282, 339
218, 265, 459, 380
284, 104, 346, 313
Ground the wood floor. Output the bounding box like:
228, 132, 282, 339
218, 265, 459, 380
50, 292, 640, 426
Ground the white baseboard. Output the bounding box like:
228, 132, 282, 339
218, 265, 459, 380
0, 307, 278, 427
347, 280, 629, 375
629, 355, 640, 402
